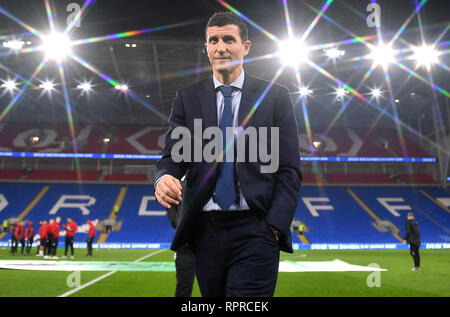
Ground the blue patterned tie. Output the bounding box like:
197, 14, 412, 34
214, 86, 236, 211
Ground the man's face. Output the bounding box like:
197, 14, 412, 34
205, 24, 251, 74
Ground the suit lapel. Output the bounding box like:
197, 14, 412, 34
198, 78, 218, 128
238, 73, 260, 129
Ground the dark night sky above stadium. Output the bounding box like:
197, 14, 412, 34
0, 0, 448, 129
0, 0, 448, 42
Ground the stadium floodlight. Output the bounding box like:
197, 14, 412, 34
41, 32, 72, 60
412, 45, 439, 67
299, 86, 313, 97
335, 87, 348, 98
324, 48, 345, 59
39, 81, 55, 91
30, 136, 40, 144
77, 82, 93, 92
1, 79, 18, 91
312, 141, 321, 149
103, 137, 111, 144
370, 88, 382, 98
277, 39, 309, 67
2, 40, 25, 50
369, 43, 397, 67
115, 84, 129, 92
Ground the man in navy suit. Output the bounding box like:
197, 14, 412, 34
155, 12, 302, 297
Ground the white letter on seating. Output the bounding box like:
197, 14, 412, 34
139, 196, 167, 216
302, 197, 333, 217
0, 194, 8, 212
376, 198, 411, 217
49, 195, 96, 215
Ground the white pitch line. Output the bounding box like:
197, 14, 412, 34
58, 249, 167, 297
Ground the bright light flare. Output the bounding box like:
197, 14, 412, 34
39, 81, 55, 91
412, 45, 439, 67
370, 88, 382, 98
41, 33, 72, 60
30, 136, 40, 144
369, 43, 397, 67
335, 87, 348, 98
77, 82, 93, 92
299, 87, 313, 97
115, 84, 129, 92
313, 141, 322, 149
1, 79, 18, 91
324, 47, 345, 58
277, 39, 309, 67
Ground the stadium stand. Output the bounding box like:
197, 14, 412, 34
0, 183, 122, 246
0, 123, 433, 158
1, 182, 449, 248
106, 185, 174, 244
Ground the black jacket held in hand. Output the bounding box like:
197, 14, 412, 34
404, 219, 421, 247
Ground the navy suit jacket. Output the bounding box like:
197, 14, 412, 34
155, 73, 302, 253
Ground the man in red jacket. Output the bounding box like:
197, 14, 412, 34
25, 221, 34, 256
62, 217, 77, 259
37, 220, 48, 257
51, 217, 61, 259
86, 220, 96, 257
45, 218, 54, 259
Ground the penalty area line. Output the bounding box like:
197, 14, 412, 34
57, 249, 167, 297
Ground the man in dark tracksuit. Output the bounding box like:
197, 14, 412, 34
166, 179, 195, 297
10, 222, 18, 255
402, 212, 421, 271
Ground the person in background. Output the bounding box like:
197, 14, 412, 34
86, 220, 96, 257
166, 178, 195, 297
299, 223, 305, 235
18, 221, 26, 256
402, 212, 421, 271
45, 218, 55, 259
62, 217, 77, 259
51, 217, 61, 259
2, 219, 7, 233
37, 220, 48, 257
10, 221, 18, 255
25, 221, 34, 256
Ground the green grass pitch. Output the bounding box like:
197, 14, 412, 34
0, 248, 448, 297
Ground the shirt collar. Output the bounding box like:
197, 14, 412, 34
213, 70, 245, 90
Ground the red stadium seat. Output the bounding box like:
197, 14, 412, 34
0, 169, 23, 180
103, 173, 148, 181
24, 169, 100, 181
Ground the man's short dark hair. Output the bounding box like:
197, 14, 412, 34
205, 12, 248, 42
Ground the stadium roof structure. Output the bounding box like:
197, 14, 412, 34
0, 0, 448, 139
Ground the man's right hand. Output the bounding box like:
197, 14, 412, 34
155, 175, 183, 209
